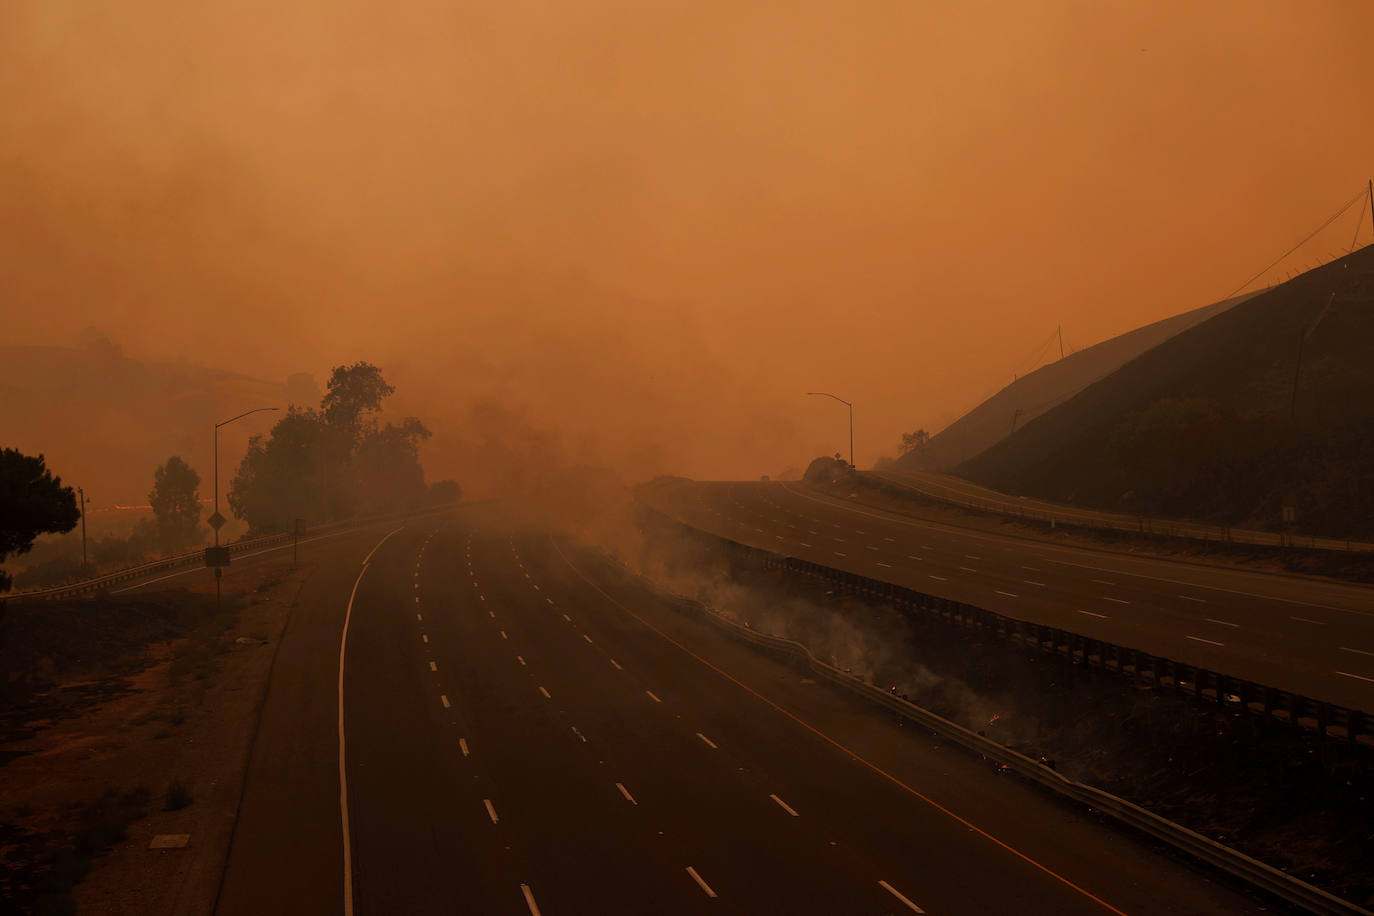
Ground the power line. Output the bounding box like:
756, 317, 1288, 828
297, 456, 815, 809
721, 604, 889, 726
1226, 189, 1367, 299
1350, 191, 1369, 252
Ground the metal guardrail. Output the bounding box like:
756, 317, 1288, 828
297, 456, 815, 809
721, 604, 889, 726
628, 511, 1371, 914
864, 471, 1374, 554
644, 507, 1374, 750
684, 601, 1370, 916
3, 504, 459, 603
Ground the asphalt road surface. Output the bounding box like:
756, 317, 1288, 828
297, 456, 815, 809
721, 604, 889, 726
869, 468, 1374, 553
213, 506, 1263, 915
642, 479, 1374, 712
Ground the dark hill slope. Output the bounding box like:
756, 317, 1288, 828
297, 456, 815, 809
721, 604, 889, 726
959, 244, 1374, 538
897, 294, 1253, 472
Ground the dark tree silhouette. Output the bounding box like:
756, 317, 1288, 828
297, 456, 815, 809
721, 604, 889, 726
321, 362, 394, 439
0, 448, 80, 592
149, 456, 202, 551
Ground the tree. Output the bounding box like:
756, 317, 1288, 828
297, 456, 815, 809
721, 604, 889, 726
149, 456, 202, 552
321, 362, 394, 440
428, 479, 462, 505
0, 448, 80, 592
353, 418, 432, 514
228, 407, 330, 532
899, 429, 930, 456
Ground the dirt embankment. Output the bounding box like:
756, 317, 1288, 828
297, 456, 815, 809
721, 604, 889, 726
0, 564, 307, 915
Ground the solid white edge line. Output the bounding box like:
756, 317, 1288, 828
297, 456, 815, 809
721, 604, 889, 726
879, 879, 925, 913
685, 866, 717, 898
1341, 646, 1374, 657
617, 782, 637, 805
484, 799, 499, 823
1186, 635, 1225, 647
339, 524, 405, 916
769, 793, 799, 816
521, 884, 542, 916
1336, 671, 1374, 684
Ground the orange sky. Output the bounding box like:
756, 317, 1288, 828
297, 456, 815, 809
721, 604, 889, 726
3, 0, 1373, 487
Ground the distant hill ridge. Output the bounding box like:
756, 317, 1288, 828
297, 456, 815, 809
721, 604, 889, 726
958, 244, 1374, 537
898, 292, 1257, 472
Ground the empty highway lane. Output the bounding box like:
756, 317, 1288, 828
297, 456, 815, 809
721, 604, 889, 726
216, 506, 1262, 914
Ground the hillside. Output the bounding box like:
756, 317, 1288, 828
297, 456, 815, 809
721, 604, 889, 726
897, 293, 1254, 472
0, 337, 317, 510
959, 244, 1374, 538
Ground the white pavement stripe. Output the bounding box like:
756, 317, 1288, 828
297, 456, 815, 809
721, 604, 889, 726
866, 546, 880, 551
928, 575, 947, 581
686, 867, 717, 898
583, 634, 593, 644
769, 793, 799, 816
878, 880, 925, 913
500, 630, 508, 639
517, 655, 526, 666
1178, 595, 1208, 603
459, 738, 469, 756
1186, 635, 1225, 647
696, 732, 717, 749
429, 661, 437, 671
1091, 579, 1116, 586
1102, 597, 1130, 604
617, 782, 637, 805
646, 690, 662, 702
1290, 616, 1327, 625
959, 566, 977, 573
1341, 646, 1374, 658
546, 598, 554, 605
835, 552, 847, 557
996, 591, 1019, 598
876, 562, 893, 568
521, 884, 542, 916
1337, 671, 1374, 684
1205, 618, 1240, 628
441, 695, 451, 708
800, 543, 813, 548
1022, 565, 1039, 571
1023, 580, 1046, 587
1078, 610, 1109, 619
539, 686, 551, 698
484, 799, 499, 824
610, 659, 623, 670
422, 634, 429, 643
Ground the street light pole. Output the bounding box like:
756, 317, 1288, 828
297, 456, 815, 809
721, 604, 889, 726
77, 486, 88, 570
212, 407, 280, 607
806, 392, 854, 468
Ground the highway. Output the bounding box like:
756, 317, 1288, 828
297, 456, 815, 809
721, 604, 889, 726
211, 505, 1262, 914
870, 468, 1374, 552
642, 479, 1374, 712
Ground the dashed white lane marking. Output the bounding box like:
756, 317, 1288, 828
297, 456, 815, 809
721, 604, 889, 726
429, 661, 437, 672
459, 738, 469, 756
571, 725, 587, 742
928, 575, 947, 581
489, 610, 495, 618
769, 793, 799, 816
521, 884, 542, 916
415, 596, 420, 603
546, 598, 554, 605
533, 584, 540, 591
538, 686, 551, 699
1022, 565, 1039, 572
1102, 597, 1130, 605
1205, 618, 1240, 628
583, 634, 593, 644
1091, 579, 1116, 586
879, 880, 925, 913
484, 799, 499, 824
876, 562, 894, 568
906, 555, 922, 560
616, 782, 637, 805
645, 690, 661, 703
959, 566, 977, 573
1337, 671, 1374, 684
800, 542, 813, 548
1290, 616, 1327, 626
480, 595, 486, 601
610, 659, 623, 670
422, 634, 429, 643
884, 537, 896, 542
562, 613, 572, 623
866, 546, 880, 552
995, 591, 1018, 598
686, 867, 717, 898
696, 732, 717, 749
416, 613, 423, 621
964, 555, 981, 560
517, 655, 526, 666
1178, 595, 1208, 603
1023, 580, 1046, 587
833, 538, 846, 543
1186, 635, 1225, 647
834, 552, 848, 558
1341, 646, 1374, 658
1078, 610, 1109, 619
500, 630, 508, 640
441, 695, 451, 708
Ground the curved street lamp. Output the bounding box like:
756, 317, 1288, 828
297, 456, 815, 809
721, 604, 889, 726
213, 407, 280, 547
806, 392, 853, 469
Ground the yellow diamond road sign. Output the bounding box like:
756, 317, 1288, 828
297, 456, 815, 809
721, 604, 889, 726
207, 511, 227, 530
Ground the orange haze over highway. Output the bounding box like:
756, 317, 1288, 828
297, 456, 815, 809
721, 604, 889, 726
4, 1, 1373, 493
